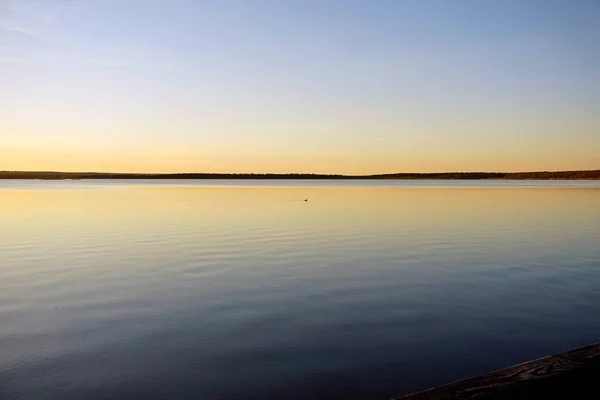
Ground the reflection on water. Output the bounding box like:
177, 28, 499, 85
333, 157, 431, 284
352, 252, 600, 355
1, 181, 599, 399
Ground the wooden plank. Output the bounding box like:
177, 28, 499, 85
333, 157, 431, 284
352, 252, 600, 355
394, 342, 600, 400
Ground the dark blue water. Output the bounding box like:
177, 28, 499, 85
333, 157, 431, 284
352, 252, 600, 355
1, 181, 599, 399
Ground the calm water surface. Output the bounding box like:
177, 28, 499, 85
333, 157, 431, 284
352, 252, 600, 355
1, 180, 599, 399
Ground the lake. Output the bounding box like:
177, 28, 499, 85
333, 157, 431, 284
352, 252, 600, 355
1, 180, 599, 399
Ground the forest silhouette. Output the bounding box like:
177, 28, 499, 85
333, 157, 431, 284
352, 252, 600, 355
1, 170, 598, 180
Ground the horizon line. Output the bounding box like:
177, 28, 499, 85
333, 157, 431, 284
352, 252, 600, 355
1, 169, 599, 177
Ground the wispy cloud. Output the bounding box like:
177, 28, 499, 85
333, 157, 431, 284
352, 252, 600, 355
0, 18, 39, 36
0, 2, 42, 37
0, 2, 169, 70
0, 0, 72, 39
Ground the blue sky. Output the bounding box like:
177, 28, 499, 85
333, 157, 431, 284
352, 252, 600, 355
1, 0, 599, 173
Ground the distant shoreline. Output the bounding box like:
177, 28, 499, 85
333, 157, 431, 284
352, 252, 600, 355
1, 170, 598, 180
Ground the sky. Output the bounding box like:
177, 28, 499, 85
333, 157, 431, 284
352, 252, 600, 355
1, 0, 599, 174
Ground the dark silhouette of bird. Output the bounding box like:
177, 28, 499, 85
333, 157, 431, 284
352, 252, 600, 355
304, 198, 308, 202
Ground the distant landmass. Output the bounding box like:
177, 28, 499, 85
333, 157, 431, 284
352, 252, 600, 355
0, 170, 599, 180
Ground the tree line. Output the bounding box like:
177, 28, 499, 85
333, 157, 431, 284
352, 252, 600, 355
0, 170, 598, 180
